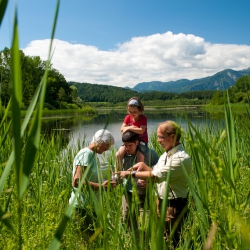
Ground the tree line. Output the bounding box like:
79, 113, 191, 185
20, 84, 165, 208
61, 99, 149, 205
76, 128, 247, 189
69, 81, 216, 106
0, 47, 76, 110
210, 75, 250, 105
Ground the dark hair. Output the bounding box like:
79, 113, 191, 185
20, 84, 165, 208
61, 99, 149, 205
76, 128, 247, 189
122, 131, 139, 143
127, 96, 144, 112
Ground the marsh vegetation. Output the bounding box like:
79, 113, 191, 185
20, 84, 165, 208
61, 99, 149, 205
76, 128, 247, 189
0, 1, 250, 249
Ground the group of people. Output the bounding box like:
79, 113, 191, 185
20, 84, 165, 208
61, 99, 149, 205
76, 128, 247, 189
69, 97, 192, 248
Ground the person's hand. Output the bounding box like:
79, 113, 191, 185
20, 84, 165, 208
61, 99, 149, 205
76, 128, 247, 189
137, 179, 146, 189
110, 180, 118, 188
72, 166, 81, 187
121, 125, 128, 133
102, 180, 117, 189
122, 127, 129, 133
131, 162, 145, 172
115, 171, 129, 180
132, 162, 152, 172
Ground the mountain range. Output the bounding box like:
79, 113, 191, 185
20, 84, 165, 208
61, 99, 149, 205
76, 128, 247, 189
128, 68, 250, 93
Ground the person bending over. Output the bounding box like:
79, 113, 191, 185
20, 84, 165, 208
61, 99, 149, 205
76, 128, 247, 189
69, 129, 117, 235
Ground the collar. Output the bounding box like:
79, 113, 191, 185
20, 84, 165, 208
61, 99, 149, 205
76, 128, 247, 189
125, 149, 138, 157
166, 143, 182, 157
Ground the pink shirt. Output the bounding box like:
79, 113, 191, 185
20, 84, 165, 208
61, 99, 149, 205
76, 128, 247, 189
123, 114, 148, 143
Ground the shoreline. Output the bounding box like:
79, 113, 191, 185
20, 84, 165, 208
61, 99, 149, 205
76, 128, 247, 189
40, 106, 202, 119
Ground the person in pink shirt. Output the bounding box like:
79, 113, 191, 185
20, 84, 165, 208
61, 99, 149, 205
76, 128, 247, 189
116, 97, 148, 171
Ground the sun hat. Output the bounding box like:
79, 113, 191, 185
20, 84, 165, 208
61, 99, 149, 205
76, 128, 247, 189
128, 99, 139, 106
92, 129, 115, 145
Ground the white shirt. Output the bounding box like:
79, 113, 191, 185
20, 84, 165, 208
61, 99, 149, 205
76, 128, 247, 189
152, 144, 192, 199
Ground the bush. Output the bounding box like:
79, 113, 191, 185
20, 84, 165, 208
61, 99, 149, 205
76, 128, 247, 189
44, 102, 56, 110
235, 92, 246, 103
66, 103, 79, 109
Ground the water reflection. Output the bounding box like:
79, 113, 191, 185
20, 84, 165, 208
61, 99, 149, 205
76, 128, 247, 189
41, 108, 223, 149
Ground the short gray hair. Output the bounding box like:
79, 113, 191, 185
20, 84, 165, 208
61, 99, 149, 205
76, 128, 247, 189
92, 129, 115, 145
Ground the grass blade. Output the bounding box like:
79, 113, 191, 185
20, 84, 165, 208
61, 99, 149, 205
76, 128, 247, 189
224, 92, 238, 185
0, 119, 12, 148
0, 0, 8, 26
0, 97, 12, 131
0, 207, 13, 232
20, 0, 60, 198
0, 152, 14, 195
10, 8, 22, 198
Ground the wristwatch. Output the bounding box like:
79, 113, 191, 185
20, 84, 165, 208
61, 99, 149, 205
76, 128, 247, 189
131, 170, 137, 178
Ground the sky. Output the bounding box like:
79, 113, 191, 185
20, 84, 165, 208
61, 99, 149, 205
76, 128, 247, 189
1, 0, 250, 88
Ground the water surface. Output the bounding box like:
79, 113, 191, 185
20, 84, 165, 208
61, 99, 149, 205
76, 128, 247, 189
42, 108, 222, 149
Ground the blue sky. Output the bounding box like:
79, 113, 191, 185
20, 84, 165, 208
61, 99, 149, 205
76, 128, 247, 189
1, 0, 250, 88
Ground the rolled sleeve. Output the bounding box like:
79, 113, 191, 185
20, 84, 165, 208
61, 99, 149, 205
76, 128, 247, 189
152, 145, 192, 199
152, 153, 168, 179
152, 167, 162, 178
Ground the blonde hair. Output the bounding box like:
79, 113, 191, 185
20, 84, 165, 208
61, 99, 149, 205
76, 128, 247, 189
158, 120, 181, 141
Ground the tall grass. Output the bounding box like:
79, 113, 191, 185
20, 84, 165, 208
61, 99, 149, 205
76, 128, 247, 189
1, 1, 250, 249
1, 103, 250, 249
181, 94, 250, 249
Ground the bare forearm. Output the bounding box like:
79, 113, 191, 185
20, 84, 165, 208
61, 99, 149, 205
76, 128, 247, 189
73, 179, 101, 190
120, 170, 155, 181
73, 166, 115, 190
132, 162, 152, 171
86, 180, 117, 190
87, 181, 102, 190
126, 126, 144, 134
134, 171, 154, 180
121, 125, 145, 135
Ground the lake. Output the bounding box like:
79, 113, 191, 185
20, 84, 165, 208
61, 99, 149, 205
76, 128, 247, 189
41, 107, 223, 149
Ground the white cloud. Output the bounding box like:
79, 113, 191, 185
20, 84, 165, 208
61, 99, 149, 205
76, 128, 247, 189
23, 31, 250, 88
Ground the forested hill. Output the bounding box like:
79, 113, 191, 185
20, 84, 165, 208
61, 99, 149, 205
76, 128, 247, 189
69, 67, 250, 104
69, 82, 138, 103
69, 81, 215, 104
131, 68, 250, 93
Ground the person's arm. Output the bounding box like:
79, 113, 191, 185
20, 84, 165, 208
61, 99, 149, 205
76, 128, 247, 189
118, 162, 156, 180
151, 150, 192, 182
137, 179, 146, 188
132, 162, 152, 171
120, 122, 128, 133
122, 125, 146, 135
72, 165, 116, 190
88, 179, 117, 190
119, 169, 155, 181
72, 165, 82, 187
124, 115, 147, 135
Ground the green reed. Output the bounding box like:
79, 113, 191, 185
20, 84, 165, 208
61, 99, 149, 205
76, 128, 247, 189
1, 89, 250, 249
1, 0, 250, 249
181, 94, 250, 249
0, 0, 62, 248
